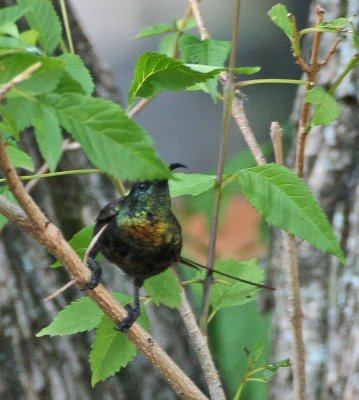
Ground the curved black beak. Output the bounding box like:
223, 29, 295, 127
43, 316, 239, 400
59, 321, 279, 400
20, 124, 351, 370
168, 163, 187, 171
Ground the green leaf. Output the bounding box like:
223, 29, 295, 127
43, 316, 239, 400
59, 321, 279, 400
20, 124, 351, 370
33, 102, 62, 172
90, 315, 137, 386
179, 34, 230, 101
159, 33, 177, 57
19, 29, 40, 46
194, 259, 264, 313
36, 297, 103, 336
128, 52, 219, 102
7, 145, 34, 171
0, 4, 29, 28
305, 87, 341, 125
175, 16, 197, 31
319, 18, 349, 32
261, 358, 291, 383
0, 22, 19, 37
43, 93, 170, 181
0, 53, 64, 96
144, 268, 181, 309
232, 66, 261, 75
169, 173, 215, 197
179, 34, 231, 66
268, 4, 294, 38
349, 20, 359, 50
0, 185, 17, 229
136, 23, 174, 38
0, 97, 35, 136
237, 164, 346, 263
17, 0, 62, 54
57, 53, 94, 95
51, 226, 93, 268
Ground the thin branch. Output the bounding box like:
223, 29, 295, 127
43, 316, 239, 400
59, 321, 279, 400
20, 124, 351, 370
0, 137, 208, 400
44, 279, 77, 301
180, 288, 226, 400
200, 0, 242, 331
83, 224, 108, 264
0, 62, 41, 102
127, 98, 153, 118
45, 224, 108, 301
232, 97, 266, 165
270, 121, 284, 165
282, 234, 306, 400
270, 123, 306, 400
310, 6, 325, 66
24, 139, 82, 193
188, 0, 209, 40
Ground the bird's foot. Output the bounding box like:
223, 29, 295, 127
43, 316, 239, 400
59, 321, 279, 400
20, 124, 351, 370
116, 304, 140, 332
81, 258, 102, 290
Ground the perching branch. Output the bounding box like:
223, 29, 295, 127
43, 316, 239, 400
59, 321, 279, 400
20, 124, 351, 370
0, 137, 208, 400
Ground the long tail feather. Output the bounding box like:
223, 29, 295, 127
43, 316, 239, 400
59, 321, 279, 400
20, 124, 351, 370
179, 256, 275, 290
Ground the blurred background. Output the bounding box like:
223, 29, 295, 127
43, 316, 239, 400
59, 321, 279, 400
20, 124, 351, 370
67, 1, 312, 399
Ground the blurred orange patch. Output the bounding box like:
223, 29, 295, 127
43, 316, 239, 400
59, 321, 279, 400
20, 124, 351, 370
183, 196, 263, 263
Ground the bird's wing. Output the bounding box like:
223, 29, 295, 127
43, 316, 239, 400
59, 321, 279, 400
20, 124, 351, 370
96, 201, 119, 223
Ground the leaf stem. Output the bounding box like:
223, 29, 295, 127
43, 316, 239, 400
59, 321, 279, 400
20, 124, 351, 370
236, 78, 308, 89
329, 52, 359, 95
59, 0, 75, 53
0, 169, 102, 184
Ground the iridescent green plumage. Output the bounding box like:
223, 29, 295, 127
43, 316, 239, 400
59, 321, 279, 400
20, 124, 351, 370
86, 165, 184, 331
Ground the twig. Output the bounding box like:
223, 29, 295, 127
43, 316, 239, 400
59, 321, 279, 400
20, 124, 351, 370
44, 279, 77, 301
127, 98, 153, 118
232, 97, 266, 165
282, 234, 306, 400
270, 122, 283, 165
188, 0, 209, 40
83, 224, 108, 264
0, 137, 208, 400
0, 62, 42, 102
24, 139, 82, 193
180, 288, 226, 400
295, 6, 341, 178
45, 224, 109, 301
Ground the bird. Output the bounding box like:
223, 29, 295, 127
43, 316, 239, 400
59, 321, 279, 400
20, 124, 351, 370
85, 163, 273, 332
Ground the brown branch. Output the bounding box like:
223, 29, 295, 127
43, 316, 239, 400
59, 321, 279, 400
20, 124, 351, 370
44, 279, 77, 301
270, 121, 284, 165
270, 123, 307, 400
188, 0, 209, 40
0, 137, 208, 400
282, 234, 306, 400
180, 289, 226, 400
232, 97, 267, 165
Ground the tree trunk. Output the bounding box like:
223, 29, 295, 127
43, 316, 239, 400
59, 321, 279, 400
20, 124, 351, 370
0, 1, 204, 399
271, 1, 359, 399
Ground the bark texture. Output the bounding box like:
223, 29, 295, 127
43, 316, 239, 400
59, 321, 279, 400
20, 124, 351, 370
271, 1, 359, 399
0, 1, 204, 399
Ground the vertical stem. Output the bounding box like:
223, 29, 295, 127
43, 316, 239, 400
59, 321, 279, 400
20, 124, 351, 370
282, 235, 306, 400
271, 123, 306, 400
200, 0, 241, 331
180, 289, 226, 400
59, 0, 75, 53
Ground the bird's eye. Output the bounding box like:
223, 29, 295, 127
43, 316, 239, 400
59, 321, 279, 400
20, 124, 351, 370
138, 182, 148, 191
